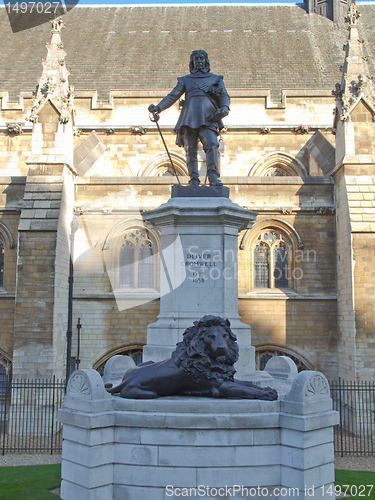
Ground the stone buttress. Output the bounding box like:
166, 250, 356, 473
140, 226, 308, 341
12, 19, 77, 379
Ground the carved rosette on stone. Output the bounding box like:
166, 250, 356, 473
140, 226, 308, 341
64, 369, 112, 413
304, 373, 330, 398
282, 370, 332, 415
67, 371, 92, 397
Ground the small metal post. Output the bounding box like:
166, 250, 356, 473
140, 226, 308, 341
65, 216, 81, 387
76, 318, 81, 370
65, 254, 74, 385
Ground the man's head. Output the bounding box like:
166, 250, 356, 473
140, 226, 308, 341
189, 50, 210, 73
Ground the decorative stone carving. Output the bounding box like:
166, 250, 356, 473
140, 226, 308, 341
282, 370, 332, 415
260, 127, 270, 134
345, 4, 360, 26
332, 83, 342, 99
0, 221, 15, 249
0, 354, 12, 374
67, 371, 91, 397
51, 17, 64, 32
7, 123, 22, 135
334, 4, 375, 126
58, 113, 69, 124
106, 128, 115, 135
130, 126, 147, 135
65, 369, 112, 405
316, 207, 335, 215
354, 74, 365, 92
25, 18, 74, 125
304, 373, 329, 398
73, 127, 82, 136
292, 125, 309, 135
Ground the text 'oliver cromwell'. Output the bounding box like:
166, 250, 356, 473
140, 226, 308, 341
148, 50, 230, 187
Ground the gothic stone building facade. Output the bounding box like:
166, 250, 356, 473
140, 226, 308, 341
0, 1, 374, 383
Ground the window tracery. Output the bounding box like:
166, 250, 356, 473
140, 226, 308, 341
119, 230, 155, 289
253, 229, 291, 289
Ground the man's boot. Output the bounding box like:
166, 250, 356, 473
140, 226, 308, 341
189, 178, 200, 188
184, 135, 200, 187
206, 147, 223, 186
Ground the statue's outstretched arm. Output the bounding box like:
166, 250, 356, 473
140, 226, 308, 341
149, 80, 185, 115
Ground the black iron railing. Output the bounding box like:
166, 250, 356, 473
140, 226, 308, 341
0, 376, 65, 455
330, 379, 375, 456
0, 375, 374, 456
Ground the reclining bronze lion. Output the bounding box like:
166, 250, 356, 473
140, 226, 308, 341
106, 315, 278, 400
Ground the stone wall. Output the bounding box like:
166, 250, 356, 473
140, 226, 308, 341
334, 166, 356, 380
72, 300, 159, 372
69, 177, 339, 379
351, 101, 375, 156
12, 164, 75, 379
0, 129, 32, 176
0, 92, 336, 181
240, 298, 338, 379
352, 232, 375, 380
0, 178, 24, 359
333, 164, 375, 381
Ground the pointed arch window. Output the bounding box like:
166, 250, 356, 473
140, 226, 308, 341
254, 243, 269, 288
119, 241, 135, 287
0, 240, 4, 288
138, 241, 153, 288
119, 230, 155, 289
253, 230, 291, 289
0, 354, 12, 396
273, 242, 289, 288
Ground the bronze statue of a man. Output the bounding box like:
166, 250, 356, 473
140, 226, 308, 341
148, 50, 230, 187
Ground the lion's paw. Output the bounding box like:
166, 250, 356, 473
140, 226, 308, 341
263, 387, 278, 401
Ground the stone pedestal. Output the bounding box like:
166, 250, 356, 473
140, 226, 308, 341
142, 196, 257, 377
58, 369, 339, 500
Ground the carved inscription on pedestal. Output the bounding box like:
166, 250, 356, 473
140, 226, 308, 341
183, 250, 217, 285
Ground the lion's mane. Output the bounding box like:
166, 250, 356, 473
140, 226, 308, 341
171, 315, 239, 385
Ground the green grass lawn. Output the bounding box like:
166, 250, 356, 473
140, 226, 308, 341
0, 464, 373, 499
0, 463, 61, 500
335, 470, 375, 499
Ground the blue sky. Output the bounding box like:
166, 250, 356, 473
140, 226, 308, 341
77, 0, 374, 4
77, 0, 311, 4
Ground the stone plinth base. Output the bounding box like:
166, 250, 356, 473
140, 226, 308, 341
58, 369, 339, 500
171, 184, 230, 198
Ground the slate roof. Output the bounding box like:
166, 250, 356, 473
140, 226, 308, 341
0, 4, 374, 102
